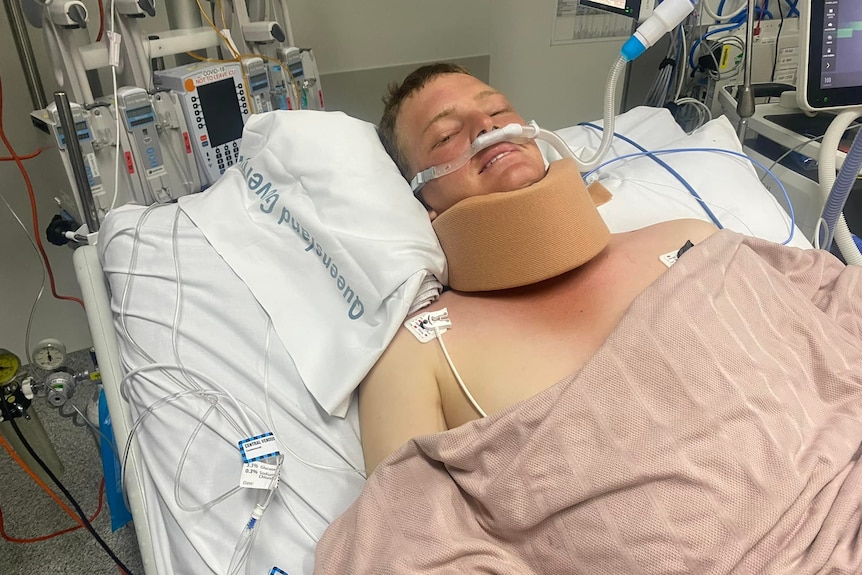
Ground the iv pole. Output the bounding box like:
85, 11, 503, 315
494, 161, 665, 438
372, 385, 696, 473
735, 0, 758, 140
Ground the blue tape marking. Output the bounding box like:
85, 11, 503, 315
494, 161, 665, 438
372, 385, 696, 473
238, 432, 279, 463
270, 568, 289, 575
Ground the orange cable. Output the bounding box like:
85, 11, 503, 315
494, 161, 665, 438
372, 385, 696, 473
0, 431, 81, 524
96, 0, 106, 43
0, 76, 84, 309
0, 479, 105, 543
0, 147, 44, 162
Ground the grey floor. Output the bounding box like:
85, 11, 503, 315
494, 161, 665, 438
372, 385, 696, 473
0, 349, 145, 575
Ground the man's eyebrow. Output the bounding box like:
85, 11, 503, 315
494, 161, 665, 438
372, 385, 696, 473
422, 106, 456, 135
474, 89, 500, 101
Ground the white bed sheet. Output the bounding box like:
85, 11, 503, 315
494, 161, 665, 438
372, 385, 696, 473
95, 106, 813, 575
98, 203, 366, 575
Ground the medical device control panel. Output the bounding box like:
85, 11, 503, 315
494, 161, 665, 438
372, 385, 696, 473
116, 87, 170, 202
153, 62, 250, 187
243, 57, 273, 113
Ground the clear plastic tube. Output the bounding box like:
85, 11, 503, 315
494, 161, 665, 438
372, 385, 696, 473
409, 56, 625, 194
409, 121, 542, 192
576, 56, 627, 172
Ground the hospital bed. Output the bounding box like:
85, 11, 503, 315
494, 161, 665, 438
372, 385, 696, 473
72, 106, 811, 575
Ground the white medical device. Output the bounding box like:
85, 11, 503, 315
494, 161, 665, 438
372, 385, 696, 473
277, 46, 324, 110
39, 101, 132, 223
115, 87, 172, 203
242, 57, 273, 113
243, 20, 286, 43
154, 62, 251, 187
47, 0, 88, 28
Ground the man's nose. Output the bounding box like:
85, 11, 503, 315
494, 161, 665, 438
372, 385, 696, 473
473, 114, 500, 141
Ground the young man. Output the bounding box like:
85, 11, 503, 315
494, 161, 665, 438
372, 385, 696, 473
359, 63, 717, 472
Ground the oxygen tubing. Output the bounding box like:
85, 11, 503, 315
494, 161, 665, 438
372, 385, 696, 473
575, 56, 627, 172
818, 109, 862, 263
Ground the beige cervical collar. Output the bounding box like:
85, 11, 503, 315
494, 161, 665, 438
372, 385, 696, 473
432, 158, 611, 292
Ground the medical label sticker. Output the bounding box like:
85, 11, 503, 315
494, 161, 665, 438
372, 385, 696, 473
240, 460, 280, 490
238, 432, 280, 463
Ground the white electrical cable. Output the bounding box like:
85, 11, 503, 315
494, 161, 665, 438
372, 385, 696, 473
702, 0, 747, 21
431, 325, 487, 419
674, 97, 713, 129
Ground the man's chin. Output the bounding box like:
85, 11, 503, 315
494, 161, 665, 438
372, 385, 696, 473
494, 165, 548, 193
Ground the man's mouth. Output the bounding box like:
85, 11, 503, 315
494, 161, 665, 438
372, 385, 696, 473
477, 144, 519, 174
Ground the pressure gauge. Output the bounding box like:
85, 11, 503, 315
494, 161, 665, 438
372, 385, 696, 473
32, 338, 67, 371
0, 349, 21, 385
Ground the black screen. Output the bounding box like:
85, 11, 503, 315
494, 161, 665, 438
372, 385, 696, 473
805, 0, 862, 109
579, 0, 640, 19
821, 1, 862, 89
197, 78, 244, 147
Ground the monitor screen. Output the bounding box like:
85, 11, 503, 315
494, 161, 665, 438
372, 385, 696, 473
197, 77, 245, 148
579, 0, 641, 19
803, 0, 862, 109
821, 1, 862, 89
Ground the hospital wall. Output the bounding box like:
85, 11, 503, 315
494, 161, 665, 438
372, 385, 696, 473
0, 10, 90, 362
488, 0, 627, 130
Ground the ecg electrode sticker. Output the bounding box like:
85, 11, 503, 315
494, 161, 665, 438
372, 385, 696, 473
238, 432, 280, 463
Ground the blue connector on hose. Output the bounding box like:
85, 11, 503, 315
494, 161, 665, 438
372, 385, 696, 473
621, 0, 697, 61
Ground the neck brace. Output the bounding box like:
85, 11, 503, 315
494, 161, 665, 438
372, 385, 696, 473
432, 158, 611, 292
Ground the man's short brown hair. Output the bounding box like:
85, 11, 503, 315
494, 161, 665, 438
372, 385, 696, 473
378, 63, 472, 179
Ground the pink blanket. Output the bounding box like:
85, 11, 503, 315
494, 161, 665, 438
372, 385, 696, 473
315, 230, 862, 574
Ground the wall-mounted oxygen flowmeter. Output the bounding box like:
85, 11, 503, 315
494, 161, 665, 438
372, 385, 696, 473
153, 62, 251, 187
116, 87, 171, 203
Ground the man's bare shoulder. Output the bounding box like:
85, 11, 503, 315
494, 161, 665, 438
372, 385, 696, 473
637, 218, 717, 240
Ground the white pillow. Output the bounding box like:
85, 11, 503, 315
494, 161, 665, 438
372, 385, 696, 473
180, 110, 447, 416
553, 107, 811, 249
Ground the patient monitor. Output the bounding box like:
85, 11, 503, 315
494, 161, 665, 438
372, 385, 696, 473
797, 0, 862, 111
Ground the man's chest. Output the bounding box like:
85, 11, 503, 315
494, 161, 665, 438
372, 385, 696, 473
431, 254, 667, 426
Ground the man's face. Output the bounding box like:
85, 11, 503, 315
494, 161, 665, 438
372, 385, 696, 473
397, 73, 547, 218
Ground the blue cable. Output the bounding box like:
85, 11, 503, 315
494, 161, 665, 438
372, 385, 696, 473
582, 146, 796, 246
580, 122, 723, 228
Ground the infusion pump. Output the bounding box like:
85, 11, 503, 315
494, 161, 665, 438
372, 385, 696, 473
154, 62, 252, 187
